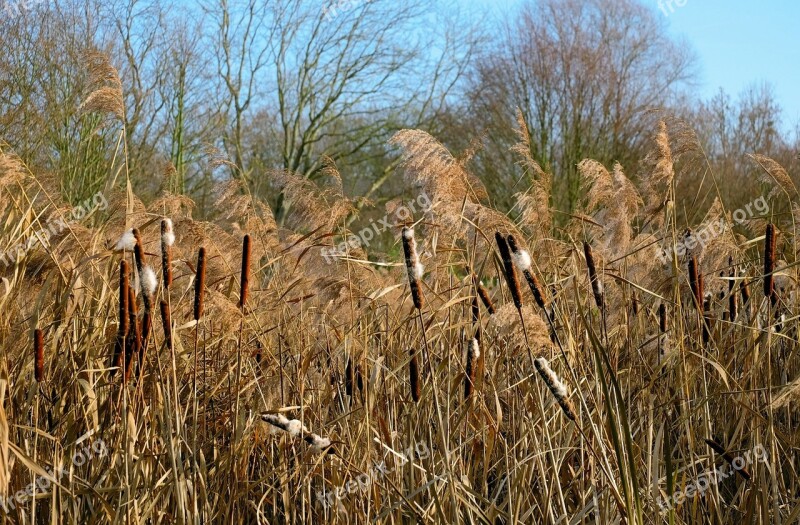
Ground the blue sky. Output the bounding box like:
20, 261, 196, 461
473, 0, 800, 133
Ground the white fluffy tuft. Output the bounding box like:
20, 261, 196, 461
470, 338, 480, 359
162, 219, 175, 247
114, 229, 136, 251
535, 357, 568, 398
511, 250, 532, 271
286, 419, 306, 438
413, 262, 425, 280
141, 266, 158, 296
402, 228, 415, 240
306, 434, 332, 454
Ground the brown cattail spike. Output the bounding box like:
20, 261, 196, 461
124, 284, 140, 383
194, 247, 206, 321
401, 227, 425, 309
159, 300, 172, 351
534, 357, 576, 421
34, 328, 44, 383
409, 349, 421, 403
239, 234, 252, 309
464, 338, 480, 399
728, 258, 738, 321
583, 242, 604, 310
132, 228, 145, 274
111, 261, 130, 376
688, 256, 702, 310
160, 219, 173, 289
658, 303, 668, 333
495, 232, 523, 309
476, 280, 496, 315
764, 223, 776, 303
345, 357, 354, 397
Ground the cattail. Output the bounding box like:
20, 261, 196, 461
124, 285, 140, 383
764, 223, 776, 304
111, 261, 130, 376
471, 294, 480, 324
409, 349, 421, 403
303, 433, 333, 454
464, 338, 480, 399
728, 258, 738, 321
495, 232, 523, 309
160, 219, 174, 289
704, 438, 751, 481
193, 247, 206, 321
132, 228, 146, 274
583, 242, 603, 310
345, 357, 354, 397
476, 280, 496, 315
401, 227, 425, 309
159, 300, 172, 350
741, 278, 751, 305
534, 357, 576, 421
239, 234, 251, 309
631, 292, 639, 316
114, 229, 136, 251
658, 303, 668, 333
33, 328, 44, 383
688, 256, 702, 310
508, 233, 548, 311
702, 294, 712, 345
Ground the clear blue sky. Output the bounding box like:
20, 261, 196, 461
473, 0, 800, 134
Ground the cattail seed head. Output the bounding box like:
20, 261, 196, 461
464, 338, 480, 399
496, 232, 523, 309
409, 349, 421, 403
583, 242, 604, 310
345, 357, 354, 397
764, 223, 776, 303
401, 227, 425, 309
688, 256, 702, 310
506, 234, 532, 272
132, 228, 146, 274
159, 300, 172, 350
34, 328, 44, 383
194, 247, 206, 321
534, 357, 576, 421
239, 234, 252, 309
475, 280, 496, 315
141, 265, 157, 297
160, 219, 173, 289
114, 229, 136, 251
658, 303, 668, 333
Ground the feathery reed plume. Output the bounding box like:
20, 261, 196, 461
194, 247, 206, 321
534, 357, 576, 421
33, 329, 44, 383
409, 349, 421, 403
401, 227, 425, 309
764, 223, 776, 304
495, 232, 523, 309
508, 234, 547, 311
111, 260, 130, 376
728, 258, 738, 320
464, 338, 480, 399
704, 438, 751, 481
239, 234, 251, 309
159, 300, 172, 350
583, 242, 603, 310
160, 219, 173, 289
688, 256, 702, 310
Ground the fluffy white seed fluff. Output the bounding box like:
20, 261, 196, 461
534, 357, 568, 398
511, 250, 532, 272
306, 434, 332, 454
141, 266, 158, 296
402, 228, 415, 240
470, 338, 480, 359
114, 229, 136, 251
162, 218, 175, 247
286, 419, 306, 438
413, 262, 425, 280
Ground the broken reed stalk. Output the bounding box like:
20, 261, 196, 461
764, 223, 776, 305
34, 328, 44, 383
111, 260, 129, 376
409, 349, 421, 403
401, 227, 424, 309
464, 338, 479, 399
583, 242, 604, 311
161, 219, 173, 289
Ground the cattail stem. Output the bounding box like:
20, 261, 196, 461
409, 349, 421, 403
194, 247, 206, 321
34, 328, 44, 383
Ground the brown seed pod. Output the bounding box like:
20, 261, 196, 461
764, 223, 776, 303
464, 338, 479, 399
409, 349, 421, 403
688, 256, 702, 310
34, 328, 44, 383
160, 219, 173, 289
239, 234, 252, 309
658, 303, 668, 333
111, 261, 130, 376
124, 285, 140, 383
132, 228, 146, 274
495, 232, 523, 309
583, 242, 604, 310
476, 280, 496, 315
159, 300, 172, 351
194, 247, 206, 321
401, 227, 425, 309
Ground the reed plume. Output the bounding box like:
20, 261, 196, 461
464, 338, 479, 399
194, 247, 206, 321
161, 219, 174, 289
401, 227, 425, 309
583, 242, 603, 310
409, 349, 421, 403
764, 223, 776, 304
239, 234, 252, 309
495, 232, 523, 309
33, 329, 44, 383
534, 357, 576, 421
